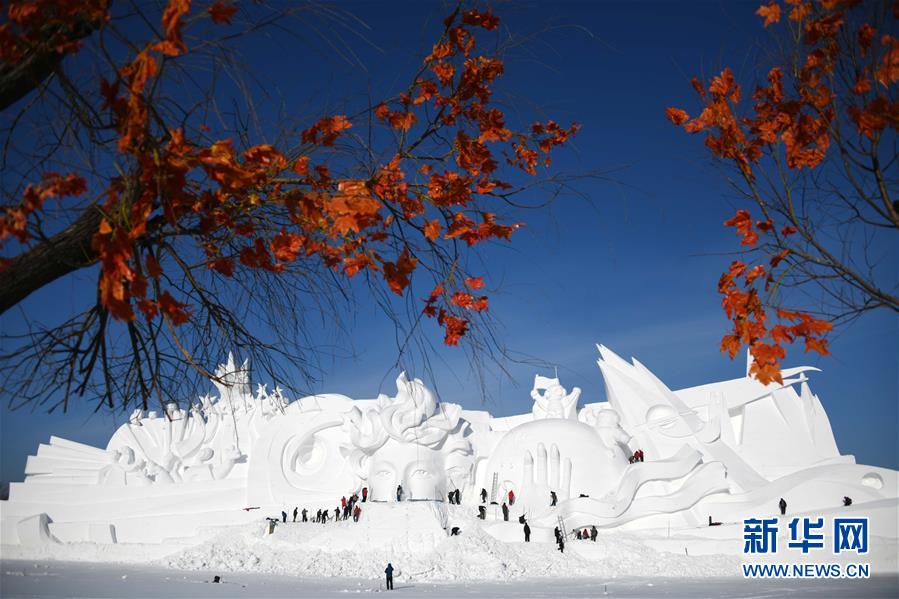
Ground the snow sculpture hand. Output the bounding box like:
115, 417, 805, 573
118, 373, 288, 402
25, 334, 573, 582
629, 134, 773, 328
520, 442, 571, 516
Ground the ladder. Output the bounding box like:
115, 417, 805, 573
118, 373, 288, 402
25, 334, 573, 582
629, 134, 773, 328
556, 514, 568, 540
489, 472, 499, 504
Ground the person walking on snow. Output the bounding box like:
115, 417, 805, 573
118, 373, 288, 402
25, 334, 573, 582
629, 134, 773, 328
501, 502, 509, 521
508, 489, 515, 505
354, 505, 362, 522
396, 484, 404, 502
480, 488, 488, 503
384, 563, 394, 590
550, 491, 557, 507
341, 496, 347, 509
779, 497, 787, 515
362, 487, 368, 502
523, 522, 531, 542
293, 507, 298, 522
281, 510, 287, 523
301, 508, 308, 522
334, 507, 341, 521
454, 489, 461, 504
590, 525, 598, 542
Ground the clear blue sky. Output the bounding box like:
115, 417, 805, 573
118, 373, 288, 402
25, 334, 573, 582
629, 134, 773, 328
2, 1, 896, 484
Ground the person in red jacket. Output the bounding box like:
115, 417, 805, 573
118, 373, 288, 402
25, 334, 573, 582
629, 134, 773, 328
362, 487, 368, 502
508, 489, 515, 505
341, 496, 347, 509
353, 505, 362, 522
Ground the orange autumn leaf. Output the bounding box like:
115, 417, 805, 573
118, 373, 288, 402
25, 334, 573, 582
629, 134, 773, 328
756, 2, 781, 27
665, 107, 690, 125
464, 276, 485, 289
423, 219, 442, 241
208, 1, 237, 24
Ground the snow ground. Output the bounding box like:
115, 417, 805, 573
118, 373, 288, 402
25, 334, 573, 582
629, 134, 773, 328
1, 560, 897, 598
2, 503, 896, 597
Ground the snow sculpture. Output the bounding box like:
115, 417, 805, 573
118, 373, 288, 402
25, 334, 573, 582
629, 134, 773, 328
1, 344, 897, 553
343, 372, 473, 501
530, 375, 580, 420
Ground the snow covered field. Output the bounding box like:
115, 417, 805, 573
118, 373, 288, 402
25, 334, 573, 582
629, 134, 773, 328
2, 502, 897, 598
2, 560, 898, 598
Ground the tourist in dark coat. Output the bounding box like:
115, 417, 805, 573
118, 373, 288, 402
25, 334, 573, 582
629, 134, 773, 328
384, 563, 394, 590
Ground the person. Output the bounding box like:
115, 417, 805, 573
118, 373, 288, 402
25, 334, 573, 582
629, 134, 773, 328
454, 489, 461, 504
362, 487, 368, 503
334, 507, 341, 521
301, 508, 308, 522
508, 489, 515, 506
635, 449, 644, 462
396, 484, 403, 502
384, 563, 394, 591
779, 497, 787, 515
576, 529, 582, 540
843, 496, 853, 506
315, 509, 321, 523
267, 518, 276, 534
590, 525, 598, 541
448, 491, 455, 504
321, 510, 329, 523
550, 490, 557, 507
293, 507, 298, 522
480, 488, 488, 503
341, 496, 347, 509
343, 504, 351, 520
501, 502, 509, 521
554, 526, 561, 544
523, 522, 531, 542
582, 528, 589, 539
478, 505, 486, 520
353, 505, 362, 522
558, 537, 565, 553
281, 510, 287, 523
450, 526, 460, 536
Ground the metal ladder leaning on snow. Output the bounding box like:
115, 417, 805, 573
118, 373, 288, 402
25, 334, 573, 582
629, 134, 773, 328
489, 472, 499, 504
556, 514, 568, 540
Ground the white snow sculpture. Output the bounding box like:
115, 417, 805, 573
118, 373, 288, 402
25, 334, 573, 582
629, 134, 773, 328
342, 372, 473, 501
1, 345, 896, 552
530, 375, 580, 420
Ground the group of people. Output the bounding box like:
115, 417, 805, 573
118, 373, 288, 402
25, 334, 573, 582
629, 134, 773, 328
278, 487, 369, 530
476, 487, 518, 521
627, 449, 645, 464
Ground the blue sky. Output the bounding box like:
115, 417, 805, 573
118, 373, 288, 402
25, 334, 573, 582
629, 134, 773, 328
1, 1, 896, 483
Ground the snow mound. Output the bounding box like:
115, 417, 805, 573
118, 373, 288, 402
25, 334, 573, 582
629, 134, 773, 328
160, 503, 741, 582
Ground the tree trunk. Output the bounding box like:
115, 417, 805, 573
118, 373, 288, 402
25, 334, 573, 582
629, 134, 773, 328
0, 206, 101, 314
0, 19, 101, 111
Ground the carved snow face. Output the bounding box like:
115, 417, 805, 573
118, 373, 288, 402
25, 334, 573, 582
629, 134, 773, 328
367, 438, 446, 501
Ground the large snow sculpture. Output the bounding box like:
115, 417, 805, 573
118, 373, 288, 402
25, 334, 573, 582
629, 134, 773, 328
530, 375, 580, 420
1, 344, 896, 552
343, 373, 473, 501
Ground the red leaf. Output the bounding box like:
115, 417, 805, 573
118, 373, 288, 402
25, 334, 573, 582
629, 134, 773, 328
208, 1, 237, 25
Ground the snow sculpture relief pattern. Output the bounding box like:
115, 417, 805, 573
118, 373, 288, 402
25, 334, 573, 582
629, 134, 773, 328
2, 344, 897, 549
